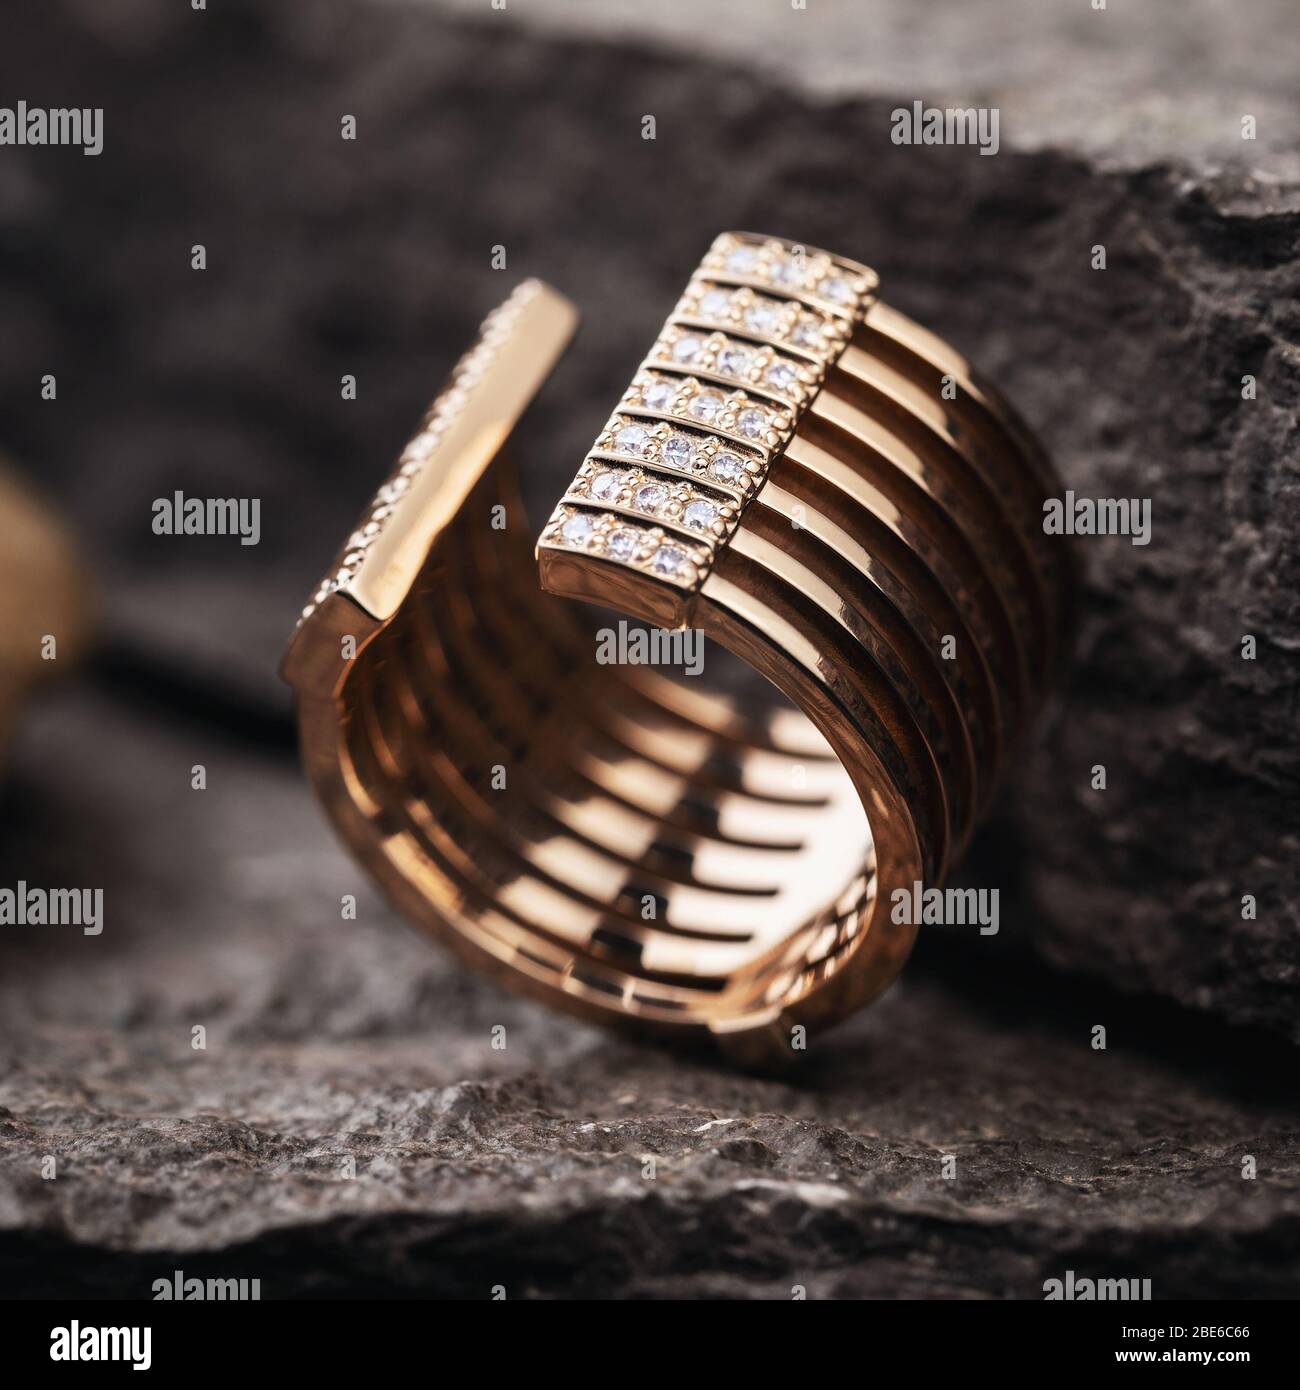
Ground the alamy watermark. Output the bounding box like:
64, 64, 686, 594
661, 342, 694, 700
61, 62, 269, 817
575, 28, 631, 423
0, 103, 103, 156
596, 621, 703, 676
1044, 1270, 1152, 1300
152, 492, 261, 545
0, 882, 102, 935
153, 1269, 261, 1300
889, 880, 999, 935
50, 1323, 150, 1370
890, 101, 999, 156
1043, 492, 1151, 546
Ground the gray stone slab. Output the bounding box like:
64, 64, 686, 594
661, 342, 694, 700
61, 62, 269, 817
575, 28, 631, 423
0, 688, 1296, 1296
425, 0, 1300, 177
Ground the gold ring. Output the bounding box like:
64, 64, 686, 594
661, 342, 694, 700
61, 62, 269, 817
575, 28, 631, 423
281, 234, 1073, 1064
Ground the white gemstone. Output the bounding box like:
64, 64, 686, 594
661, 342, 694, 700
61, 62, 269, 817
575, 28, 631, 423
737, 407, 769, 440
671, 335, 703, 363
709, 452, 745, 485
724, 246, 759, 274
764, 361, 798, 394
652, 545, 687, 576
771, 255, 805, 287
562, 514, 594, 545
663, 434, 697, 469
792, 316, 824, 348
700, 289, 732, 318
683, 499, 719, 531
718, 344, 754, 377
642, 378, 676, 411
633, 482, 669, 514
745, 300, 781, 334
607, 527, 640, 560
817, 275, 853, 304
591, 470, 623, 501
615, 423, 652, 456
688, 389, 725, 423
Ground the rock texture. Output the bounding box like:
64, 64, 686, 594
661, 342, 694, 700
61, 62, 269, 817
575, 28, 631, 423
431, 0, 1300, 178
0, 0, 1297, 1296
1, 690, 1298, 1299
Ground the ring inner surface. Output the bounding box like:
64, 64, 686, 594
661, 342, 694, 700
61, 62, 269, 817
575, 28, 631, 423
339, 458, 875, 1033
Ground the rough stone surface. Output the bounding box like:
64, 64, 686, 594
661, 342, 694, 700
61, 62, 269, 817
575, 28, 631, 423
0, 0, 1297, 1296
1, 691, 1298, 1299
430, 0, 1300, 178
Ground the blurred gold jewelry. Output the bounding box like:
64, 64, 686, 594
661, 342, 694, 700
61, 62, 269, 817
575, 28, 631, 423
0, 463, 90, 765
282, 235, 1072, 1063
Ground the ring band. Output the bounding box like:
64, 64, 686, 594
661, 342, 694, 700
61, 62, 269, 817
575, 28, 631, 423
282, 234, 1072, 1063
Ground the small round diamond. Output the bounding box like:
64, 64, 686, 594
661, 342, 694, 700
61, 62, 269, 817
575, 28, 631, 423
724, 246, 759, 275
663, 434, 697, 470
607, 527, 640, 561
745, 300, 781, 335
737, 407, 769, 440
792, 316, 825, 349
633, 482, 669, 515
718, 344, 754, 377
770, 255, 806, 288
700, 289, 732, 318
671, 335, 703, 363
709, 452, 745, 485
817, 275, 854, 304
764, 361, 798, 395
652, 545, 687, 577
590, 470, 623, 502
642, 378, 676, 411
688, 389, 725, 423
683, 499, 719, 531
562, 513, 594, 545
615, 423, 652, 456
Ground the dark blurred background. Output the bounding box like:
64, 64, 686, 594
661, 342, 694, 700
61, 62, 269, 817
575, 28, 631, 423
0, 0, 1297, 1299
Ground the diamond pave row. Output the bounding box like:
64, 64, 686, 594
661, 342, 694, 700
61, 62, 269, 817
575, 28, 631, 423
540, 233, 876, 595
299, 279, 546, 625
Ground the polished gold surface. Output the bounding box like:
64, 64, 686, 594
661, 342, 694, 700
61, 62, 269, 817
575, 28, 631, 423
283, 237, 1072, 1063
